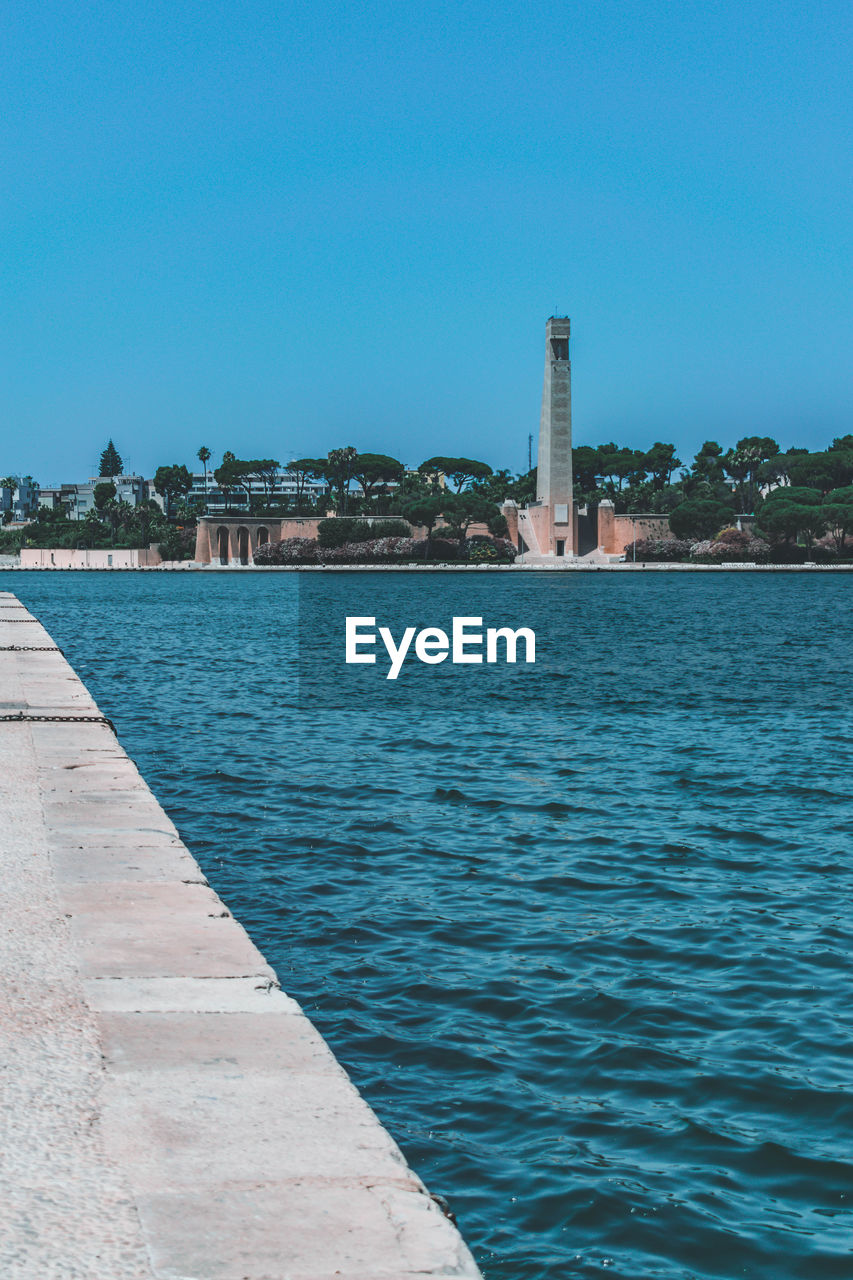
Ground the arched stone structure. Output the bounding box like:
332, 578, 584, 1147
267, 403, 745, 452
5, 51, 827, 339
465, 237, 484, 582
194, 515, 342, 563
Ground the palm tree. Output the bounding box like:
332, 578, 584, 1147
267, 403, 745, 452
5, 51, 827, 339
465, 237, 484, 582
1, 476, 16, 524
197, 446, 212, 510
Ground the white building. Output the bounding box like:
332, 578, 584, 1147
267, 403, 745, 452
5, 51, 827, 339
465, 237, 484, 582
36, 475, 150, 520
1, 476, 40, 521
187, 468, 329, 513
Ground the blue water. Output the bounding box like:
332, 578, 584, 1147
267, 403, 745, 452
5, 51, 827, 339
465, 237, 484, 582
5, 569, 853, 1279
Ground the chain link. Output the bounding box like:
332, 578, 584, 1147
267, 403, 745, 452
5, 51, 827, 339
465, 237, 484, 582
0, 646, 63, 652
0, 712, 116, 733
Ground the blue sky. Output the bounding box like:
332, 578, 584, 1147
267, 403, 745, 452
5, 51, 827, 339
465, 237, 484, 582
2, 0, 851, 481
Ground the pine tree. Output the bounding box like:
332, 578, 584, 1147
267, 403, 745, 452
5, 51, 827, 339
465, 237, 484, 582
99, 440, 124, 477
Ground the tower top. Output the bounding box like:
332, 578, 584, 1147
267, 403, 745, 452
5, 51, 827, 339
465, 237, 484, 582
545, 317, 571, 353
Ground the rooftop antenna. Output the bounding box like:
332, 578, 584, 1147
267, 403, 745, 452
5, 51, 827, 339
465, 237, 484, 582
528, 433, 533, 473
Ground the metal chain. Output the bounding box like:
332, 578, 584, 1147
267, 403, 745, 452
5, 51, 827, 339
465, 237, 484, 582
1, 619, 40, 623
0, 712, 116, 733
0, 646, 63, 652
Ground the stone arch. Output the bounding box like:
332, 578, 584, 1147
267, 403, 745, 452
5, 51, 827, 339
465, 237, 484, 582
217, 526, 230, 565
237, 526, 250, 565
256, 526, 269, 550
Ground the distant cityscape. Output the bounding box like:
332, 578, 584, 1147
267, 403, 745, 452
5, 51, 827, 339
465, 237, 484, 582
0, 440, 460, 525
0, 466, 331, 523
3, 428, 851, 567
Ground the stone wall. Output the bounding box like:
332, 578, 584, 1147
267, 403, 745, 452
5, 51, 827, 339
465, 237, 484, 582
597, 503, 672, 554
21, 547, 163, 569
194, 516, 497, 564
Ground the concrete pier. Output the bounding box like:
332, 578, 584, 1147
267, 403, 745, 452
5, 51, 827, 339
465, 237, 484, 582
0, 590, 482, 1279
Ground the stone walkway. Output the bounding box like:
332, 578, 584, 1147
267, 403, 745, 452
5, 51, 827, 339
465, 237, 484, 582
0, 591, 482, 1280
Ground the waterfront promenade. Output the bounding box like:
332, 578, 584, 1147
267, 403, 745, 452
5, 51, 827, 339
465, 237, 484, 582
5, 558, 853, 572
0, 590, 481, 1279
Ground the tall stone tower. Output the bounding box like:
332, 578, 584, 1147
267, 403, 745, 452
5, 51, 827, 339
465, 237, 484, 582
536, 316, 573, 553
501, 315, 575, 559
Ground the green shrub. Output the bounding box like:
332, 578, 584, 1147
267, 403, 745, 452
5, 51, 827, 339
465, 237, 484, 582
317, 519, 370, 547
369, 519, 411, 539
156, 526, 196, 561
0, 528, 24, 553
317, 518, 410, 547
669, 498, 735, 541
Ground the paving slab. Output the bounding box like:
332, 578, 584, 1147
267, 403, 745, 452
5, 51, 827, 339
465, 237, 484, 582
57, 880, 278, 979
49, 841, 208, 884
83, 975, 305, 1014
135, 1181, 476, 1280
0, 594, 483, 1280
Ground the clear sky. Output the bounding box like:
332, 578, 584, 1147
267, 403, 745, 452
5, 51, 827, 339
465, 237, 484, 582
2, 0, 851, 482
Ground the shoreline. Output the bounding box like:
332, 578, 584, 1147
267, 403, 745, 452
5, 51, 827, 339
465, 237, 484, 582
3, 561, 853, 573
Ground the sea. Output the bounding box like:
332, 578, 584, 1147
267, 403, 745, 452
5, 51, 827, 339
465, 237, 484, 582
5, 568, 853, 1280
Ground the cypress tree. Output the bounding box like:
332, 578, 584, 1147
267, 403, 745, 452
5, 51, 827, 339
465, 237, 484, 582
99, 440, 123, 477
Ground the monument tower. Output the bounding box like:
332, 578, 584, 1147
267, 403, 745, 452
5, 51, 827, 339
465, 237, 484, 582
537, 316, 572, 524
513, 316, 573, 557
502, 316, 576, 559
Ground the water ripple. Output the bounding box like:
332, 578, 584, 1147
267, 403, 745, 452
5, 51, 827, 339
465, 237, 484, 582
6, 568, 853, 1280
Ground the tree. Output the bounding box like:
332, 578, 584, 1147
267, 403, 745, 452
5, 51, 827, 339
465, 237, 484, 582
756, 486, 824, 548
352, 453, 404, 509
244, 459, 280, 510
400, 495, 446, 558
197, 446, 211, 501
643, 442, 682, 491
324, 447, 359, 515
387, 469, 437, 512
212, 455, 280, 510
724, 437, 779, 510
288, 458, 326, 509
153, 464, 193, 519
442, 491, 501, 540
131, 498, 163, 546
822, 486, 853, 553
213, 452, 253, 507
1, 475, 16, 522
511, 467, 537, 506
213, 454, 236, 511
419, 456, 493, 492
470, 468, 515, 504
786, 450, 853, 495
105, 498, 133, 545
669, 497, 735, 541
597, 444, 644, 494
572, 446, 601, 501
93, 481, 117, 512
755, 454, 790, 492
99, 440, 123, 477
684, 441, 726, 496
